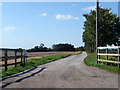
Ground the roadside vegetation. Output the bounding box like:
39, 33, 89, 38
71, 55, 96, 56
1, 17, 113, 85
83, 7, 120, 53
84, 53, 120, 73
83, 7, 120, 74
2, 52, 82, 78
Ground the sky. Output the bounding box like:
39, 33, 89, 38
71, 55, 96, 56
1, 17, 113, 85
1, 2, 119, 49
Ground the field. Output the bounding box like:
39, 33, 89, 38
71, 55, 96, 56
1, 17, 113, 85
0, 51, 80, 66
27, 51, 80, 58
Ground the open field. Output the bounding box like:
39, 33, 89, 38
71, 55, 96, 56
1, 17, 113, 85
0, 51, 80, 66
1, 51, 80, 58
26, 51, 80, 58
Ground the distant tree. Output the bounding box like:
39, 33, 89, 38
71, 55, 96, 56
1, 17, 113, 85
27, 43, 52, 52
39, 43, 44, 48
75, 46, 85, 51
35, 46, 39, 51
18, 48, 22, 50
52, 43, 75, 51
38, 43, 44, 51
83, 7, 120, 53
42, 47, 48, 52
48, 48, 53, 51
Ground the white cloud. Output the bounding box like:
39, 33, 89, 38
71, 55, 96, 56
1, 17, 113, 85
56, 14, 80, 20
41, 13, 47, 16
4, 26, 16, 31
82, 6, 96, 11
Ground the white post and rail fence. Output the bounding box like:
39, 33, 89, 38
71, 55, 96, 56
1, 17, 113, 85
97, 46, 120, 68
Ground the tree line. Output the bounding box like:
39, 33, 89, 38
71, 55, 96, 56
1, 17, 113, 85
27, 43, 84, 52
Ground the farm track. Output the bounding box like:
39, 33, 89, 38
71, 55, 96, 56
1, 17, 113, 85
2, 52, 118, 88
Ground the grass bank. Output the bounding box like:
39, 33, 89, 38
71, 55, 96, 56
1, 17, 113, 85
84, 53, 120, 73
2, 52, 82, 77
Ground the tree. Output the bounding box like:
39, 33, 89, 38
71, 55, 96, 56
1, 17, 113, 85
39, 43, 45, 52
39, 43, 44, 48
75, 46, 85, 51
27, 43, 51, 52
52, 43, 75, 51
83, 7, 120, 52
34, 46, 39, 52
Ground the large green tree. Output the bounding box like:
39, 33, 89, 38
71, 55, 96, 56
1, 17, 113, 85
83, 7, 120, 52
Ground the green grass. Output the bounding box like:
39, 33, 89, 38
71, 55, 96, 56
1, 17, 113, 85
2, 52, 83, 78
84, 53, 120, 73
100, 55, 118, 61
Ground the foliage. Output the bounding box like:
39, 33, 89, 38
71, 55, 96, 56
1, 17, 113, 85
52, 43, 75, 51
27, 43, 53, 52
75, 46, 85, 51
27, 43, 84, 52
83, 7, 120, 52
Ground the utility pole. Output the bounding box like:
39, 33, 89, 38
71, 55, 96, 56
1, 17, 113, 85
118, 1, 120, 45
96, 0, 99, 63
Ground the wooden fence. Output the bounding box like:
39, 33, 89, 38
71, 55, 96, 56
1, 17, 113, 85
97, 46, 120, 68
0, 48, 27, 71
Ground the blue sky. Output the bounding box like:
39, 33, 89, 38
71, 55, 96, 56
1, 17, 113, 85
1, 2, 119, 49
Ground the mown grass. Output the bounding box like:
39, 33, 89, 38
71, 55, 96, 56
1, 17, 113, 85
1, 52, 82, 78
84, 53, 120, 73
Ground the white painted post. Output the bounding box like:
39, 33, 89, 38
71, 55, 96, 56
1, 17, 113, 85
118, 47, 120, 68
98, 49, 100, 63
23, 49, 27, 66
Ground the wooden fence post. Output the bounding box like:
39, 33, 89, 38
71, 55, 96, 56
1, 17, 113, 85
15, 50, 17, 68
118, 48, 120, 68
106, 48, 108, 66
23, 55, 25, 66
21, 49, 23, 66
4, 50, 7, 71
22, 49, 25, 67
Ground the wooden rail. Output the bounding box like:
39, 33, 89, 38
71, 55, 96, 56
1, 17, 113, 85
97, 46, 120, 68
0, 48, 27, 71
1, 56, 22, 61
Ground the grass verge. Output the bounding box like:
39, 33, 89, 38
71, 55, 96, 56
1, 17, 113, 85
84, 53, 120, 73
2, 52, 82, 78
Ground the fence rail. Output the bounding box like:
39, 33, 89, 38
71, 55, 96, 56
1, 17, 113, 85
0, 48, 27, 71
97, 46, 120, 68
1, 56, 22, 61
97, 46, 120, 49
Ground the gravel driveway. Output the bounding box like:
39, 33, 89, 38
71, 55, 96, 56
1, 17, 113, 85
2, 52, 118, 88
